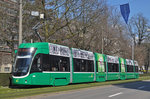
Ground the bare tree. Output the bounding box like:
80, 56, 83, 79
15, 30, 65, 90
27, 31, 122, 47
23, 0, 87, 43
68, 0, 108, 51
97, 7, 131, 58
128, 13, 150, 45
127, 13, 150, 72
0, 2, 18, 63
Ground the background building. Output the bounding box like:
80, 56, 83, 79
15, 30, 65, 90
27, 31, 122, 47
0, 0, 18, 73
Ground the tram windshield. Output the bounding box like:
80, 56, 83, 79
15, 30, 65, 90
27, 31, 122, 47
12, 48, 36, 76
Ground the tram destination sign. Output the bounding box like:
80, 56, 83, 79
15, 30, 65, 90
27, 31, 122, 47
72, 48, 94, 60
49, 43, 70, 57
107, 55, 119, 63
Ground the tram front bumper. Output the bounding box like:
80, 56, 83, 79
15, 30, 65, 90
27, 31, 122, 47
12, 77, 31, 85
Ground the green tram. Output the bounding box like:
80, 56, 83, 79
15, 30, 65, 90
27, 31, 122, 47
12, 42, 139, 86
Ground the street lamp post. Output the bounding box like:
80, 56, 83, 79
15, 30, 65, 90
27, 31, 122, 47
132, 38, 134, 60
147, 29, 150, 71
19, 0, 22, 45
131, 34, 135, 60
102, 27, 104, 54
19, 2, 42, 45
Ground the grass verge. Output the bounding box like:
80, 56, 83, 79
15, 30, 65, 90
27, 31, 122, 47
0, 76, 150, 99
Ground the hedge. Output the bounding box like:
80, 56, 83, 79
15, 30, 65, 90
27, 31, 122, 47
0, 73, 11, 86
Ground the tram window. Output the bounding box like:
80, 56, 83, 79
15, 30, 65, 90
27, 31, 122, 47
135, 66, 138, 72
114, 64, 119, 72
73, 58, 94, 72
108, 63, 119, 72
131, 66, 134, 72
96, 61, 101, 72
81, 60, 86, 72
87, 60, 94, 72
42, 54, 50, 71
74, 59, 81, 72
119, 63, 121, 72
104, 62, 106, 72
127, 65, 134, 72
48, 55, 70, 72
74, 59, 85, 72
127, 65, 129, 72
59, 57, 70, 72
49, 55, 59, 71
96, 61, 98, 72
30, 54, 42, 73
31, 54, 70, 72
40, 54, 70, 72
108, 63, 113, 72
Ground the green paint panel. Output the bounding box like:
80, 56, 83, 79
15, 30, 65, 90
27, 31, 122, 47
19, 42, 49, 55
30, 73, 70, 86
120, 73, 126, 80
53, 79, 68, 86
135, 73, 139, 79
107, 73, 120, 80
50, 73, 70, 86
96, 73, 106, 82
126, 73, 135, 79
72, 73, 94, 83
31, 73, 50, 85
13, 72, 70, 86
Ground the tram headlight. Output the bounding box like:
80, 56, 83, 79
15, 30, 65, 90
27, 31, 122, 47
16, 79, 19, 82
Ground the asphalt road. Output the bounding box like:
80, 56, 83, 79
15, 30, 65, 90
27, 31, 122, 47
23, 80, 150, 99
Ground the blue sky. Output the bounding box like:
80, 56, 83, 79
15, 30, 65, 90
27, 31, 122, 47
107, 0, 150, 20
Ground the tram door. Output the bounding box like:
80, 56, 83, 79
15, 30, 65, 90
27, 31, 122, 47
31, 54, 50, 85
